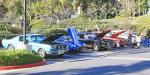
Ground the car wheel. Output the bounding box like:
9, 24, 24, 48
106, 42, 112, 51
7, 44, 15, 50
38, 48, 46, 58
93, 44, 99, 51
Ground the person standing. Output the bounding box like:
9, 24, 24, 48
136, 32, 142, 48
145, 29, 150, 47
131, 35, 136, 48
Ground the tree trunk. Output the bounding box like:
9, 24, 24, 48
105, 13, 107, 19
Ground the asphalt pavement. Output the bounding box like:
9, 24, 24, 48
0, 48, 150, 75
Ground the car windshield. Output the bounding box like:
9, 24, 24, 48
31, 35, 45, 42
62, 36, 71, 42
79, 33, 96, 39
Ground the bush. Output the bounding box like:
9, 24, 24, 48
43, 29, 67, 37
0, 50, 43, 66
0, 24, 6, 31
8, 26, 23, 34
30, 14, 150, 35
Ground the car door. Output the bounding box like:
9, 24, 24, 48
16, 36, 28, 49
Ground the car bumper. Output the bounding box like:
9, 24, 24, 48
47, 50, 65, 56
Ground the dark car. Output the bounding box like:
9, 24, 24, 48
78, 32, 112, 51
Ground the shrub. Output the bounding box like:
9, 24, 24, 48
41, 29, 68, 37
0, 24, 6, 31
0, 50, 43, 66
30, 14, 150, 35
8, 26, 23, 34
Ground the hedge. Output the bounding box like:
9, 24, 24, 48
0, 50, 43, 66
28, 14, 150, 36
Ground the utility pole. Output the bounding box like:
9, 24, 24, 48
23, 0, 27, 44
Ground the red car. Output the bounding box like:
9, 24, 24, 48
102, 30, 130, 48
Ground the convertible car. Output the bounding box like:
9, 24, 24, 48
2, 34, 66, 58
78, 32, 112, 51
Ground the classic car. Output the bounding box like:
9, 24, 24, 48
102, 30, 129, 48
78, 32, 112, 51
55, 27, 85, 52
2, 34, 45, 50
2, 34, 66, 57
27, 34, 67, 57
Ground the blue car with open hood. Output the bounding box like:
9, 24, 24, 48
55, 27, 85, 52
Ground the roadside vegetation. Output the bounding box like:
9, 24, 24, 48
0, 50, 43, 66
30, 14, 150, 36
0, 0, 150, 44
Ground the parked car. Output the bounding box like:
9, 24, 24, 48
102, 30, 126, 48
28, 34, 67, 57
55, 27, 85, 52
55, 35, 84, 52
78, 32, 112, 51
2, 34, 45, 50
2, 34, 66, 58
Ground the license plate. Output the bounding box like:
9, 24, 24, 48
58, 50, 64, 54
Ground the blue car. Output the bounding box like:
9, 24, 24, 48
55, 27, 85, 52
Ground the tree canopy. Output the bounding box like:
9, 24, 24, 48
0, 0, 149, 22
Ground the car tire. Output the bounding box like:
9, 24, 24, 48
106, 42, 112, 51
38, 48, 46, 58
7, 44, 15, 50
93, 44, 99, 51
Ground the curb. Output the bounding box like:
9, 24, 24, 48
0, 60, 46, 70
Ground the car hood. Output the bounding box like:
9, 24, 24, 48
41, 33, 64, 43
93, 30, 111, 38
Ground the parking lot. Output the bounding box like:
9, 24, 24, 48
0, 48, 150, 75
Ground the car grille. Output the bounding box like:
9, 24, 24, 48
55, 44, 66, 49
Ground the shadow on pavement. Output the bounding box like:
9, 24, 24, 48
107, 48, 150, 57
46, 48, 150, 64
13, 61, 149, 75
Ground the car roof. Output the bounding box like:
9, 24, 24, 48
19, 34, 44, 36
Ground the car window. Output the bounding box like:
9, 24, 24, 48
19, 36, 29, 41
30, 35, 45, 42
78, 34, 84, 39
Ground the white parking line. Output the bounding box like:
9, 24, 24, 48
106, 57, 150, 61
0, 68, 30, 74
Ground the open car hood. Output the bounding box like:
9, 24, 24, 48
41, 33, 64, 43
92, 30, 111, 38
